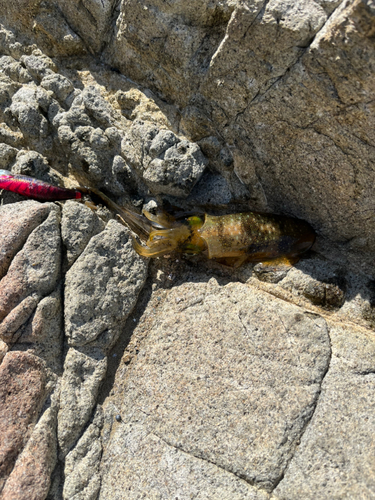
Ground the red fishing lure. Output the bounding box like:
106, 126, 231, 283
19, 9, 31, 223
0, 170, 82, 201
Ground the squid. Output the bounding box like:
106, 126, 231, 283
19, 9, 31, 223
0, 169, 315, 266
127, 209, 315, 267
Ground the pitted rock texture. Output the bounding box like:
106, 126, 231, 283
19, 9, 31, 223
0, 2, 375, 499
121, 122, 208, 197
10, 85, 52, 148
52, 83, 207, 198
103, 0, 375, 274
64, 219, 148, 347
0, 27, 208, 203
0, 204, 61, 343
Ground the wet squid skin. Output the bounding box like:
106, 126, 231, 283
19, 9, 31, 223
131, 209, 316, 265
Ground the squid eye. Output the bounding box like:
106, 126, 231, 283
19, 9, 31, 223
187, 216, 203, 228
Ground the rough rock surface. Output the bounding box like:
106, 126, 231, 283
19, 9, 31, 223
0, 194, 147, 495
0, 351, 47, 491
0, 200, 50, 279
105, 0, 375, 274
58, 348, 107, 458
100, 279, 331, 495
0, 402, 57, 500
0, 2, 374, 499
61, 201, 105, 269
64, 220, 148, 347
63, 407, 103, 500
121, 122, 208, 197
274, 325, 375, 499
52, 84, 207, 198
0, 204, 61, 343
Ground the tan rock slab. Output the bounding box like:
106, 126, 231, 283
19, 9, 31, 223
101, 279, 330, 494
274, 324, 375, 499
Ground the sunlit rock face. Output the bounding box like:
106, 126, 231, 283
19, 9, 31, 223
0, 2, 375, 499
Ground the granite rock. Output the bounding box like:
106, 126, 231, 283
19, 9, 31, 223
63, 407, 103, 500
0, 351, 47, 491
104, 0, 375, 273
53, 0, 116, 54
0, 3, 375, 498
61, 201, 105, 269
57, 348, 107, 458
100, 278, 331, 494
0, 55, 32, 84
40, 73, 75, 104
0, 204, 61, 342
0, 341, 7, 364
144, 139, 208, 197
20, 53, 56, 82
64, 219, 148, 347
0, 142, 18, 166
121, 120, 208, 197
0, 402, 57, 500
274, 324, 375, 499
106, 0, 236, 104
33, 3, 88, 57
17, 289, 64, 375
10, 85, 52, 144
0, 200, 50, 279
100, 421, 269, 500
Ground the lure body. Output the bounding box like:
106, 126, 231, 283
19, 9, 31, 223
132, 210, 316, 265
0, 170, 82, 201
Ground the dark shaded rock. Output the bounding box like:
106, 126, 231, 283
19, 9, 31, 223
302, 277, 346, 309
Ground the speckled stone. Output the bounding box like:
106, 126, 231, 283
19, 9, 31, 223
0, 351, 47, 490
